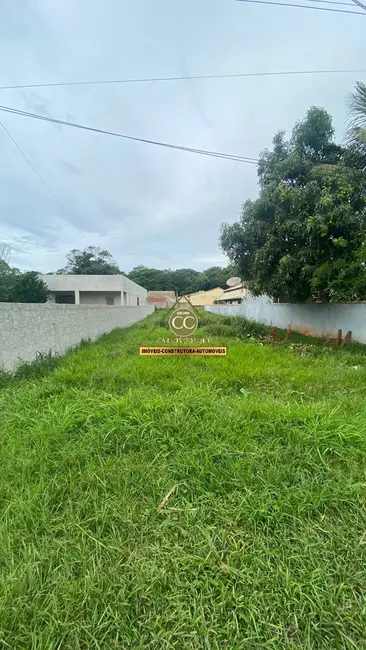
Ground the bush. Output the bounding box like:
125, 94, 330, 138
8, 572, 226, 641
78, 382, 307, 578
11, 271, 49, 303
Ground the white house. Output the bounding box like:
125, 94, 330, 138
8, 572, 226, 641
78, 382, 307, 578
40, 274, 147, 307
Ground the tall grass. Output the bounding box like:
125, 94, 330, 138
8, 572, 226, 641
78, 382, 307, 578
0, 311, 365, 649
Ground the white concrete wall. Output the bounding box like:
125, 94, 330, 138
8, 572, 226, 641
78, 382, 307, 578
206, 293, 366, 343
41, 274, 147, 306
0, 303, 154, 372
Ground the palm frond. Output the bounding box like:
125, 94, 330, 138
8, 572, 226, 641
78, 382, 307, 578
347, 81, 366, 130
345, 82, 366, 171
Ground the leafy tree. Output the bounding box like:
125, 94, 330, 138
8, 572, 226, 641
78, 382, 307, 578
128, 266, 203, 294
221, 107, 366, 303
11, 271, 49, 303
58, 246, 120, 275
346, 81, 366, 172
127, 266, 171, 291
127, 265, 238, 295
201, 265, 239, 290
171, 269, 202, 295
0, 260, 20, 302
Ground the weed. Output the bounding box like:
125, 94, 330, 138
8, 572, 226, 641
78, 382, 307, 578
12, 350, 61, 380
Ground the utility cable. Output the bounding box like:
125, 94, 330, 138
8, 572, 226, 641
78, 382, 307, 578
0, 120, 72, 220
350, 0, 366, 9
236, 0, 366, 14
0, 68, 365, 92
0, 104, 259, 164
294, 0, 357, 6
0, 119, 92, 242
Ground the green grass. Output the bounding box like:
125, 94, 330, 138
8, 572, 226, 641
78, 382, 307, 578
1, 311, 366, 649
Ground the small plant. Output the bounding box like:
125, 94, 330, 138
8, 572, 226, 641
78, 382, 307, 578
13, 351, 61, 380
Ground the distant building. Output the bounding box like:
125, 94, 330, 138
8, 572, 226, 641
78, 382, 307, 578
179, 287, 224, 307
40, 274, 147, 306
147, 291, 176, 309
215, 283, 246, 305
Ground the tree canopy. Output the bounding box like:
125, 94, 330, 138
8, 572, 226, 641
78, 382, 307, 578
58, 246, 120, 275
0, 260, 20, 302
127, 265, 238, 295
0, 247, 48, 303
221, 106, 366, 303
0, 266, 48, 303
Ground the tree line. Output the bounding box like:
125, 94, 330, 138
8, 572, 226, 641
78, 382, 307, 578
1, 81, 365, 304
0, 245, 237, 302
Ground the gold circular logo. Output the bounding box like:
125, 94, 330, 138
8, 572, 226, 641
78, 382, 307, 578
169, 309, 198, 337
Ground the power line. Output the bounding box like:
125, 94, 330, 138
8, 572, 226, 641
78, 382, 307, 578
0, 104, 259, 164
236, 0, 366, 13
0, 69, 366, 92
0, 120, 74, 222
0, 120, 94, 248
350, 0, 366, 9
295, 0, 357, 5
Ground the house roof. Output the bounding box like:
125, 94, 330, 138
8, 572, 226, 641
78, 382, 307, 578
217, 288, 245, 301
223, 282, 245, 294
40, 274, 146, 293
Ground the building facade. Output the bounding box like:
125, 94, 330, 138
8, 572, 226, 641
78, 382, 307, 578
147, 291, 176, 309
178, 287, 224, 307
40, 274, 147, 307
215, 283, 246, 305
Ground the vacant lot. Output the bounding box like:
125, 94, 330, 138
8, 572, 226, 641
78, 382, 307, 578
1, 312, 366, 649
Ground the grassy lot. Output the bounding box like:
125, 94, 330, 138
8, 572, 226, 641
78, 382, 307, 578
1, 311, 366, 649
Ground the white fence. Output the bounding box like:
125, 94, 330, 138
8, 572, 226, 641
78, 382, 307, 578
205, 293, 366, 343
0, 303, 154, 372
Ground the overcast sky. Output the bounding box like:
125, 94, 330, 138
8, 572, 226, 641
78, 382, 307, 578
0, 0, 365, 273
